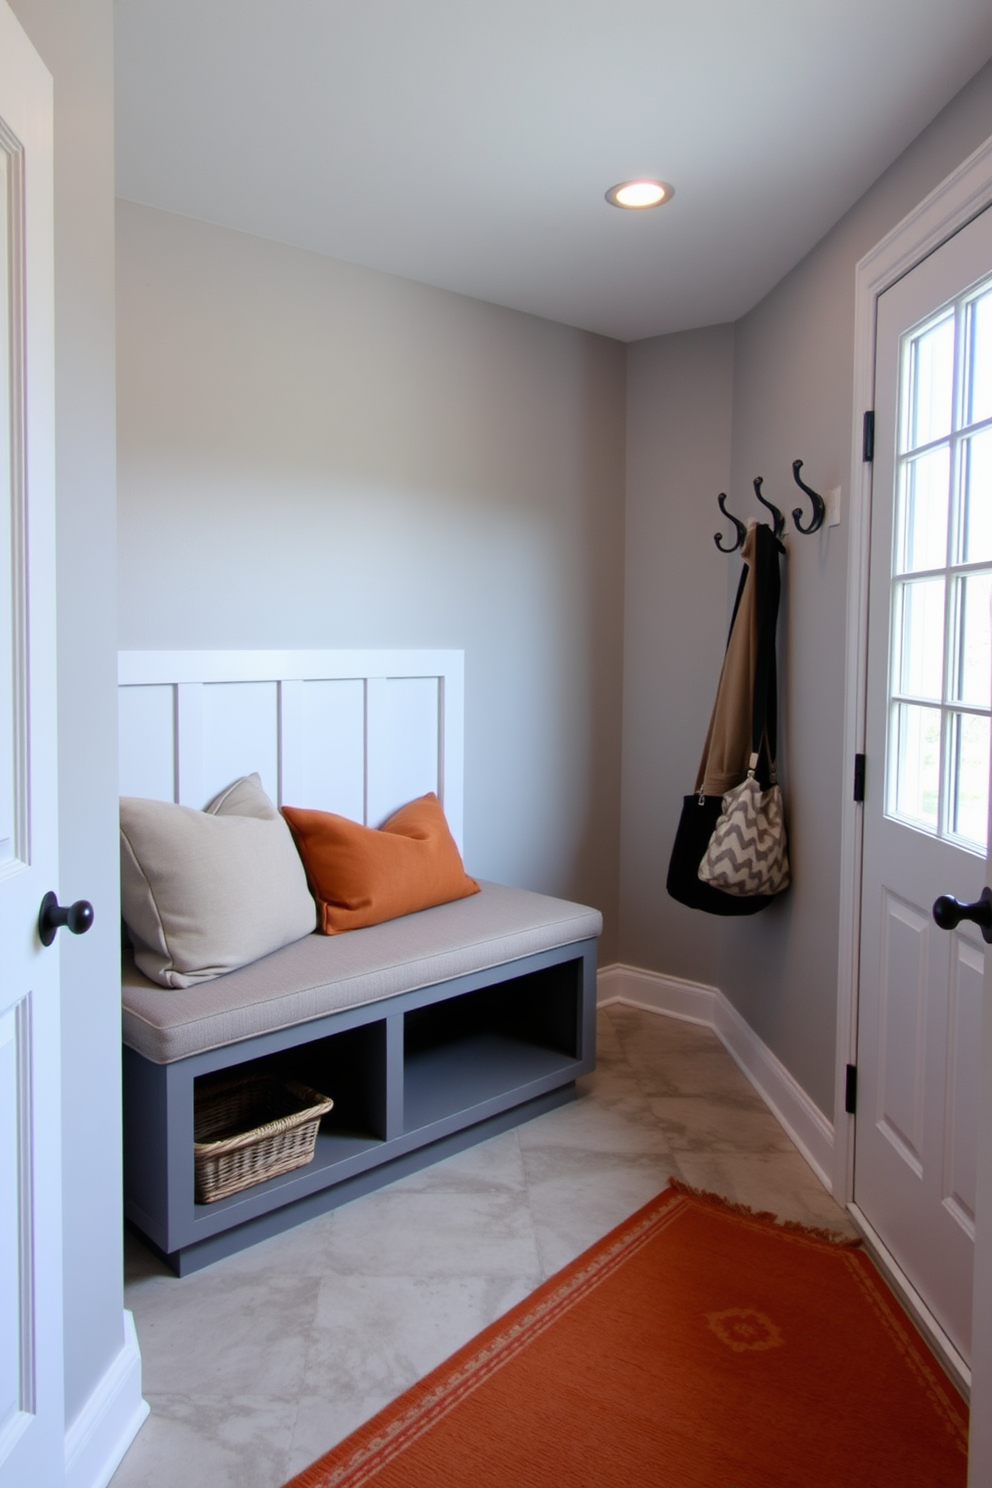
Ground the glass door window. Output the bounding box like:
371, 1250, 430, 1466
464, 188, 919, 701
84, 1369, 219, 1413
888, 275, 992, 852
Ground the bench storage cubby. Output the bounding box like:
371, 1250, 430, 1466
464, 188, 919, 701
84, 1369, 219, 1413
123, 882, 600, 1274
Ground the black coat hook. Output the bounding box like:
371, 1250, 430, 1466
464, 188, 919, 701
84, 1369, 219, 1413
753, 477, 786, 540
791, 459, 826, 535
714, 492, 747, 553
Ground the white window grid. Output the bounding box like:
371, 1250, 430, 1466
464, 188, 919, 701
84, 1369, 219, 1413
885, 272, 992, 855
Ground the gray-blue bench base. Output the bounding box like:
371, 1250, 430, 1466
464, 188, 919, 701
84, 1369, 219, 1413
123, 937, 597, 1275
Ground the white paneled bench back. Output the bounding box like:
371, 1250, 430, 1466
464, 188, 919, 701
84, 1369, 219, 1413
117, 650, 465, 849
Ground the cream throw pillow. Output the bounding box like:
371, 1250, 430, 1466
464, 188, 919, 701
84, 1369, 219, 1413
120, 774, 317, 988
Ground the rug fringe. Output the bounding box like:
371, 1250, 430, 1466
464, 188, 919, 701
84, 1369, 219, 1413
666, 1178, 862, 1248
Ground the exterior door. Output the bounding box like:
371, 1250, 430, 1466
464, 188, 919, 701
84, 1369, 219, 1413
966, 747, 992, 1483
0, 7, 64, 1487
856, 203, 992, 1363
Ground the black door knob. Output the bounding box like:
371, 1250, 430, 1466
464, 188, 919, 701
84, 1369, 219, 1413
38, 892, 94, 947
932, 886, 992, 943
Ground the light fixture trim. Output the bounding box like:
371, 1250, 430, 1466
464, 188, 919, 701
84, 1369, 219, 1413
606, 179, 674, 210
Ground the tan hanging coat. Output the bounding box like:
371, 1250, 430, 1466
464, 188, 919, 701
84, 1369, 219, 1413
695, 523, 760, 797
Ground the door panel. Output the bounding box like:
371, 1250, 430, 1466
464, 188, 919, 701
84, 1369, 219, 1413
0, 6, 62, 1485
856, 202, 992, 1362
877, 892, 928, 1171
0, 1004, 24, 1442
944, 934, 982, 1234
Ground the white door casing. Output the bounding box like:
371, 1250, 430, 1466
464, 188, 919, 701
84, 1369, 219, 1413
856, 204, 992, 1363
0, 6, 63, 1487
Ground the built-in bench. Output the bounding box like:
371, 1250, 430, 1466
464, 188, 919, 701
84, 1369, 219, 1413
118, 649, 601, 1273
123, 881, 600, 1274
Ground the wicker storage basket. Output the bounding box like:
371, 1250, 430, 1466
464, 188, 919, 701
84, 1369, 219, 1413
193, 1074, 334, 1203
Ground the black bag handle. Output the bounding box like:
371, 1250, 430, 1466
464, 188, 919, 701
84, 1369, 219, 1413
749, 523, 782, 775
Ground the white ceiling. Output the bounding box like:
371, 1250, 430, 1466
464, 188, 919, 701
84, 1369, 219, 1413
114, 0, 992, 342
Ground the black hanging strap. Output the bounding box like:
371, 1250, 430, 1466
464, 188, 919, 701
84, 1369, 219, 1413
749, 523, 782, 777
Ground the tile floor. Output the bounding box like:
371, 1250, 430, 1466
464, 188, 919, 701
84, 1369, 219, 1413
110, 1004, 855, 1488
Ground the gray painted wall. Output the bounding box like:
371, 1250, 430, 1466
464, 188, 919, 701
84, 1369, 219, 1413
9, 0, 123, 1433
619, 326, 735, 986
721, 59, 992, 1117
621, 61, 992, 1118
115, 203, 626, 957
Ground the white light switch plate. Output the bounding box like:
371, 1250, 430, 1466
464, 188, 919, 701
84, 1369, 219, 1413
825, 486, 842, 527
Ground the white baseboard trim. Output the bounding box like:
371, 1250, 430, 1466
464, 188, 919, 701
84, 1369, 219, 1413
597, 964, 835, 1191
65, 1310, 149, 1488
597, 963, 719, 1026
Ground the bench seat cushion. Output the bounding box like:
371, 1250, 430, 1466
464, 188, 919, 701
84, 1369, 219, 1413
122, 881, 602, 1064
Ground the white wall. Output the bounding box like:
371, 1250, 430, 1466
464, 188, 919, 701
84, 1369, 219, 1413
115, 203, 627, 957
9, 0, 127, 1445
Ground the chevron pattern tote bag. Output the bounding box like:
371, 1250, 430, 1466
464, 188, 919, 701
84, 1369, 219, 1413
698, 753, 790, 896
667, 520, 787, 914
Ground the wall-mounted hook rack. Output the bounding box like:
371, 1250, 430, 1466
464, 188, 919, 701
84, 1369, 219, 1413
714, 492, 747, 553
753, 477, 787, 541
713, 462, 828, 554
791, 459, 826, 535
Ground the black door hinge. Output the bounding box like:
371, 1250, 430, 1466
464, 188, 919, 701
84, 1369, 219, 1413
845, 1064, 858, 1115
853, 753, 866, 803
863, 410, 875, 463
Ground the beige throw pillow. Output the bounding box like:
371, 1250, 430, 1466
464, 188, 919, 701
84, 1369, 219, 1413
120, 774, 317, 988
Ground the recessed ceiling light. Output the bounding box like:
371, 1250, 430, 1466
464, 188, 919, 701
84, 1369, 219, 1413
605, 179, 674, 210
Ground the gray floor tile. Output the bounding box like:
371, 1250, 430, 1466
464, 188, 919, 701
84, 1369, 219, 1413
286, 1266, 538, 1476
646, 1092, 798, 1153
673, 1149, 857, 1238
523, 1144, 680, 1276
108, 1392, 298, 1488
131, 1269, 323, 1399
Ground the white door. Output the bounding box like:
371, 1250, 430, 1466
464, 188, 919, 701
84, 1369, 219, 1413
965, 757, 992, 1483
857, 203, 992, 1363
0, 7, 64, 1487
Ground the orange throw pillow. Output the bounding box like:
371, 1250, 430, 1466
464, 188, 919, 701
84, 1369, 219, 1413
281, 793, 480, 935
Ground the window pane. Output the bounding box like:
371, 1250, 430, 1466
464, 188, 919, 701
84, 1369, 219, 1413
897, 445, 950, 572
961, 428, 992, 564
953, 572, 992, 707
969, 288, 992, 426
949, 712, 990, 850
886, 276, 992, 851
896, 578, 945, 699
892, 703, 941, 829
906, 313, 954, 450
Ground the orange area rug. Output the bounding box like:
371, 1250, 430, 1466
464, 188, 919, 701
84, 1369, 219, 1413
284, 1181, 968, 1488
